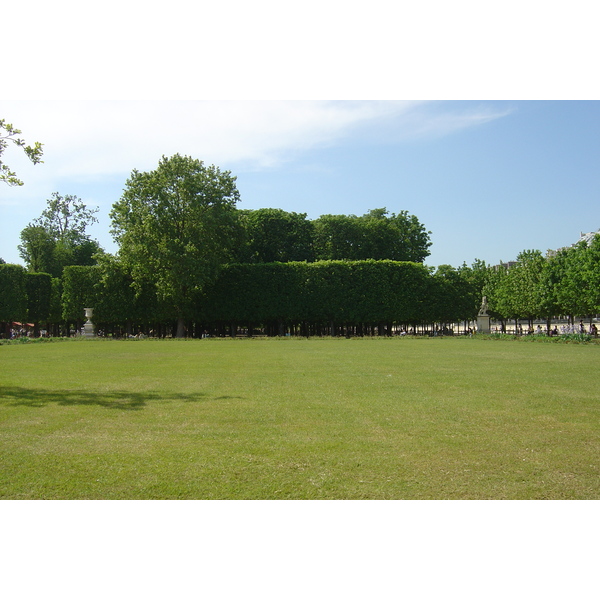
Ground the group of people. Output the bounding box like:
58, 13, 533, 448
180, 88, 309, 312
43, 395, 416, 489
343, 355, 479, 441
539, 321, 598, 337
493, 321, 599, 337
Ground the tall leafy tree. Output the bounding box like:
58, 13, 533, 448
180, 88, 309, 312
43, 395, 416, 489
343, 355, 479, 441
313, 214, 362, 260
510, 250, 547, 325
110, 154, 242, 337
18, 193, 102, 277
238, 208, 315, 262
313, 208, 431, 262
17, 225, 57, 274
554, 238, 600, 320
482, 263, 513, 325
0, 118, 43, 186
33, 191, 99, 239
579, 235, 600, 315
358, 208, 432, 262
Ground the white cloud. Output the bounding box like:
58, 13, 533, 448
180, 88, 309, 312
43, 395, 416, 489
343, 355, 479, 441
1, 100, 510, 184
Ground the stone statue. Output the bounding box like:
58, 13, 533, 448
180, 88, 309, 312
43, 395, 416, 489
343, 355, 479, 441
478, 296, 489, 316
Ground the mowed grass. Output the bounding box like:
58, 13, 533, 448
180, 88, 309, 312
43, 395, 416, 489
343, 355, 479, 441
1, 337, 598, 499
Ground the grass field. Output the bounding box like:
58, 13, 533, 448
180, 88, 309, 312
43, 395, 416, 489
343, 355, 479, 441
1, 336, 598, 499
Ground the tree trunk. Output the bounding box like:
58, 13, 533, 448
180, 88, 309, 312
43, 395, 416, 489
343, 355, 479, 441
176, 317, 185, 338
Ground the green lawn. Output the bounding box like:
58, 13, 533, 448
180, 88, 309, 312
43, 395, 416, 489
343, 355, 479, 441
1, 337, 598, 499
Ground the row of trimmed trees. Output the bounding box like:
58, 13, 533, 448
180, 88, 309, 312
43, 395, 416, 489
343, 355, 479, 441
0, 265, 60, 338
1, 260, 481, 338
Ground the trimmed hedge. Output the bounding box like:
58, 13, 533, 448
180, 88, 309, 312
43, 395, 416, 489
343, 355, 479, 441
7, 260, 478, 337
0, 264, 27, 324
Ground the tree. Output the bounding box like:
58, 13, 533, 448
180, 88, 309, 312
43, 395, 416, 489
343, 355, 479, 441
33, 192, 99, 239
18, 193, 102, 277
313, 214, 362, 260
509, 250, 547, 326
358, 208, 432, 262
110, 154, 242, 337
554, 238, 600, 321
578, 236, 600, 316
237, 208, 315, 263
0, 119, 43, 186
17, 225, 56, 274
313, 208, 431, 262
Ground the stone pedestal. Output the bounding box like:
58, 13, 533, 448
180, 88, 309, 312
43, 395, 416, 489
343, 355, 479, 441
477, 315, 491, 334
83, 307, 95, 338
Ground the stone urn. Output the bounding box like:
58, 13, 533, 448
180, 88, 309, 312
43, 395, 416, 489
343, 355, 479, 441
83, 308, 95, 337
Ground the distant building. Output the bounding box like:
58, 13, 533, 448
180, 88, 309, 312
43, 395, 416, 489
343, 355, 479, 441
576, 230, 600, 245
547, 229, 600, 258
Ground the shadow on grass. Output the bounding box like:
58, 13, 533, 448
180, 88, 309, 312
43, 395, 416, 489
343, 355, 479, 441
0, 386, 243, 411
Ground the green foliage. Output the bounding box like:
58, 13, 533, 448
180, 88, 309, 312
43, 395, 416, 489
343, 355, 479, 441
18, 226, 56, 274
482, 252, 548, 322
49, 278, 63, 324
237, 208, 315, 263
483, 239, 600, 323
482, 263, 512, 320
110, 154, 242, 335
93, 256, 165, 327
510, 250, 547, 319
25, 272, 52, 324
457, 259, 492, 316
0, 118, 44, 186
429, 265, 475, 323
18, 193, 102, 278
313, 208, 431, 262
201, 260, 432, 329
61, 265, 101, 322
34, 192, 99, 238
0, 264, 28, 323
559, 237, 600, 316
312, 214, 362, 260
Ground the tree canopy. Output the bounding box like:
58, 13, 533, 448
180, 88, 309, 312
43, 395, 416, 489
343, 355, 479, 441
110, 154, 242, 337
237, 208, 315, 263
313, 208, 431, 262
18, 193, 102, 277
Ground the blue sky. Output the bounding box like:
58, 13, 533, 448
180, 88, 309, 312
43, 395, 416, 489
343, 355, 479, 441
2, 100, 599, 269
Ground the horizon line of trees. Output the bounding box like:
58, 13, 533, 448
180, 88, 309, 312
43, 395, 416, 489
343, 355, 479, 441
1, 259, 482, 338
3, 240, 600, 338
13, 199, 433, 276
2, 154, 599, 338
